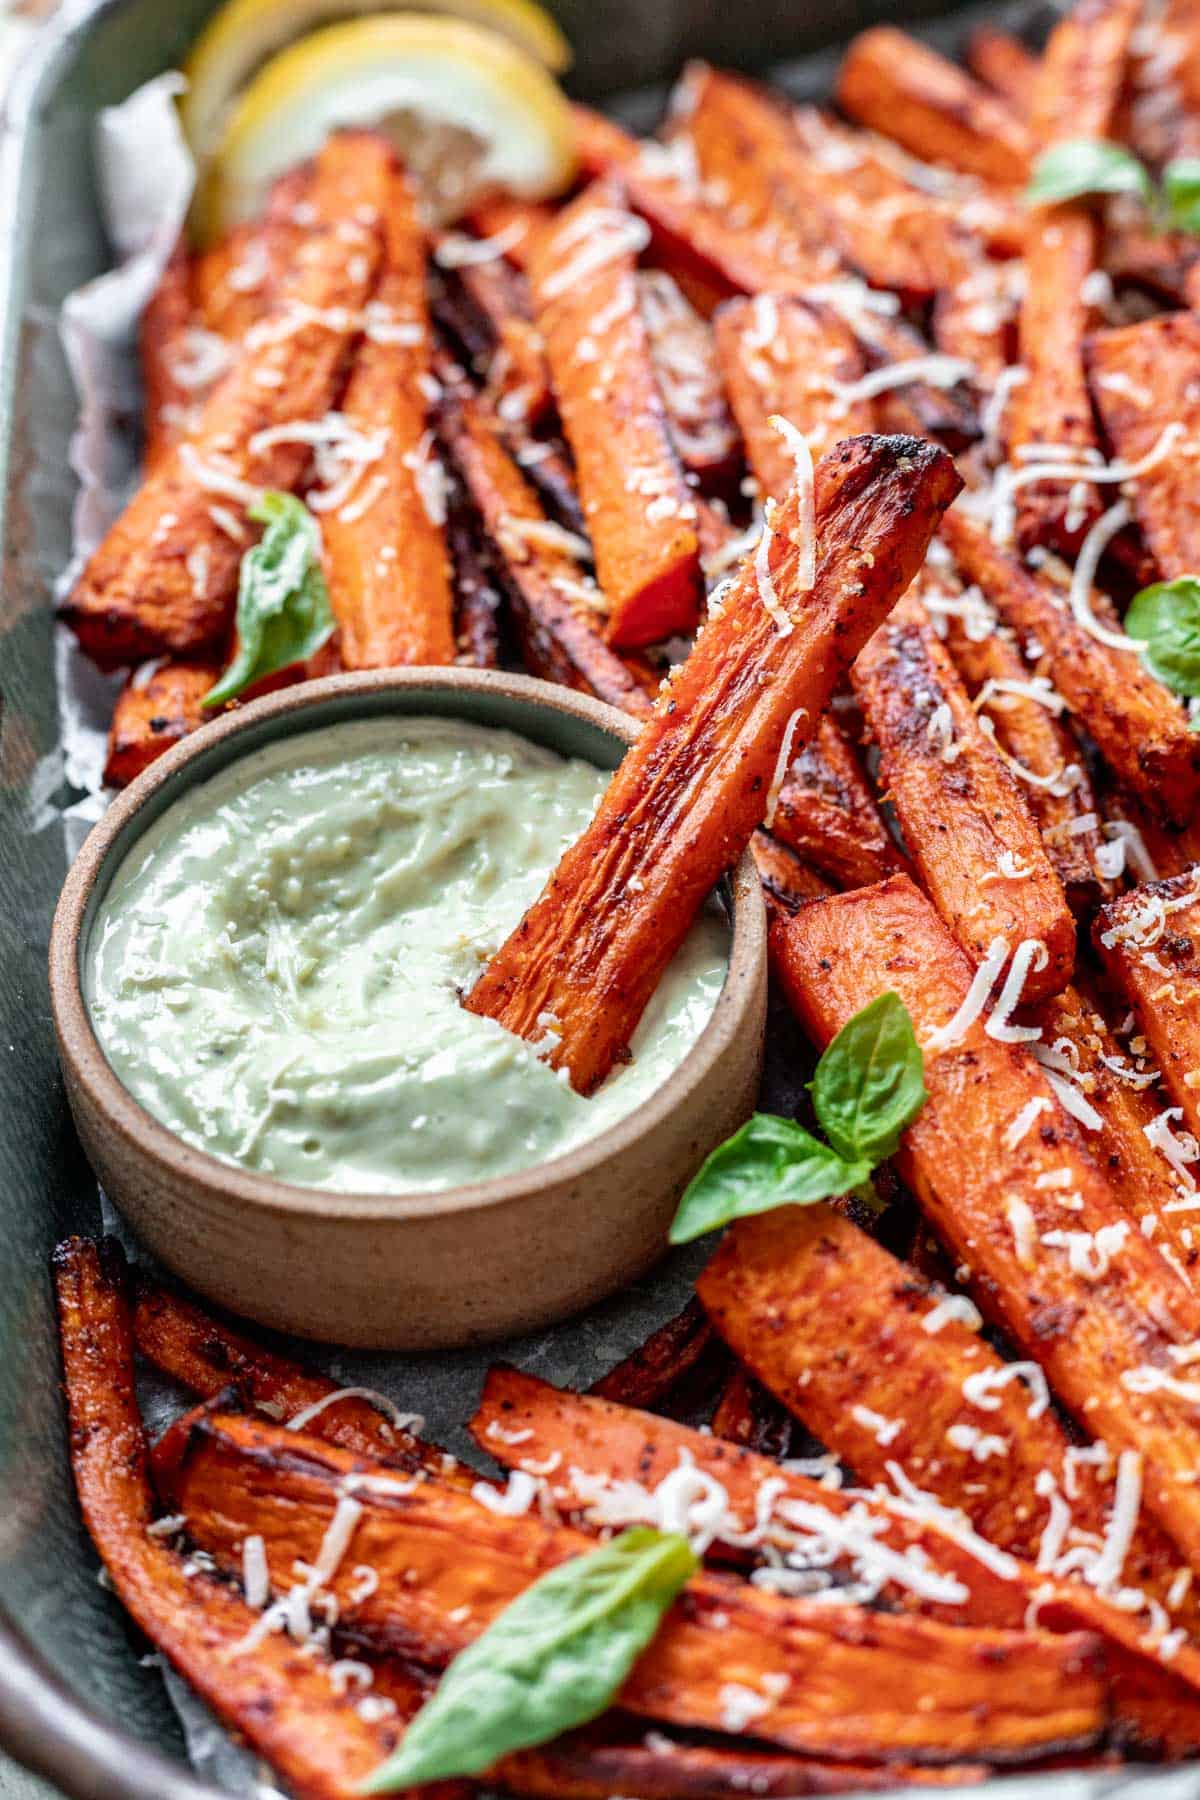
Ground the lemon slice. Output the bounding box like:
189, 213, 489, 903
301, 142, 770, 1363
181, 0, 572, 164
194, 15, 577, 245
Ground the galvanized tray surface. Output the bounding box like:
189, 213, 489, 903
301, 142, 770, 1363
0, 3, 1196, 1797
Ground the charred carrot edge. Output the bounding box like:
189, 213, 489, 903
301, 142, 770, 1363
770, 714, 908, 894
467, 435, 961, 1094
104, 661, 218, 788
322, 169, 454, 670
1096, 867, 1200, 1142
437, 244, 554, 428
447, 501, 503, 669
638, 271, 739, 484
164, 1406, 1107, 1763
713, 295, 874, 487
436, 363, 654, 717
835, 27, 1032, 184
966, 27, 1039, 116
852, 591, 1075, 998
772, 873, 1200, 1575
752, 832, 836, 920
709, 1364, 794, 1459
528, 179, 703, 648
588, 1296, 717, 1408
931, 260, 1019, 395
52, 1240, 425, 1800
63, 133, 393, 668
941, 511, 1200, 823
139, 240, 198, 475
1086, 313, 1200, 580
846, 307, 981, 453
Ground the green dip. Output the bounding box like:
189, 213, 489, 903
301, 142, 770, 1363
85, 717, 729, 1193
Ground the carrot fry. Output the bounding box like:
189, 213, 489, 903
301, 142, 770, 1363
467, 435, 961, 1094
770, 715, 907, 893
1087, 312, 1200, 579
139, 239, 198, 474
1095, 867, 1200, 1142
932, 260, 1020, 396
437, 367, 654, 717
852, 591, 1075, 998
941, 510, 1200, 822
103, 660, 218, 787
321, 169, 454, 670
1102, 784, 1200, 882
966, 29, 1039, 117
1101, 223, 1199, 308
192, 167, 313, 340
846, 309, 980, 452
436, 243, 553, 428
163, 1406, 1107, 1763
710, 1364, 793, 1459
771, 873, 1200, 1573
463, 195, 554, 270
53, 1240, 421, 1800
63, 133, 392, 668
638, 271, 739, 485
447, 503, 503, 668
1124, 0, 1200, 165
528, 180, 703, 647
836, 28, 1032, 184
588, 1297, 717, 1409
752, 833, 836, 919
713, 295, 874, 485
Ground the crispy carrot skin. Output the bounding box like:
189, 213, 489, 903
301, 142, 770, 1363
64, 134, 391, 668
852, 592, 1075, 998
441, 247, 553, 428
942, 511, 1200, 822
165, 1407, 1106, 1763
752, 833, 835, 919
53, 1241, 414, 1800
1087, 313, 1200, 578
321, 170, 454, 669
771, 715, 907, 892
528, 179, 702, 648
468, 435, 961, 1094
104, 661, 217, 787
588, 1297, 716, 1409
773, 874, 1200, 1572
140, 239, 197, 474
1096, 868, 1200, 1140
835, 28, 1032, 183
966, 28, 1039, 115
447, 504, 503, 668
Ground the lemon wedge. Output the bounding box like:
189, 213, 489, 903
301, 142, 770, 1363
181, 0, 572, 165
194, 14, 577, 245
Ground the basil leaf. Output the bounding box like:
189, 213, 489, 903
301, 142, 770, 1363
204, 491, 334, 707
1125, 576, 1200, 699
360, 1528, 697, 1792
668, 1113, 868, 1246
1164, 158, 1200, 234
810, 991, 927, 1164
1025, 139, 1152, 208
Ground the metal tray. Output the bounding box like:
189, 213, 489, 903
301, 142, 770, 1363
1, 4, 1198, 1797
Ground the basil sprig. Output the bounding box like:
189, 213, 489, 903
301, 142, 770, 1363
1125, 575, 1200, 701
205, 491, 334, 708
361, 1528, 697, 1792
669, 992, 926, 1244
1026, 139, 1200, 234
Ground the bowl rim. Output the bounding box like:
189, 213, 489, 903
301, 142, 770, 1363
49, 665, 766, 1225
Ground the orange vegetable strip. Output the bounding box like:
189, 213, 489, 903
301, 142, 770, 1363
437, 244, 553, 428
752, 833, 836, 920
53, 1240, 425, 1800
447, 504, 503, 669
192, 166, 313, 340
1096, 868, 1200, 1143
463, 195, 554, 271
1102, 785, 1200, 882
1087, 312, 1200, 580
139, 239, 197, 474
846, 308, 980, 453
528, 179, 703, 648
63, 132, 392, 668
835, 28, 1032, 184
638, 270, 739, 484
852, 591, 1075, 999
772, 872, 1200, 1573
467, 435, 961, 1094
588, 1297, 718, 1409
164, 1407, 1107, 1764
941, 510, 1200, 823
103, 660, 218, 788
966, 28, 1039, 117
321, 169, 454, 670
710, 1364, 794, 1459
932, 260, 1019, 396
1101, 222, 1199, 309
770, 714, 908, 893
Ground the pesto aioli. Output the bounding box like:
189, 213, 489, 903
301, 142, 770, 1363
85, 718, 729, 1193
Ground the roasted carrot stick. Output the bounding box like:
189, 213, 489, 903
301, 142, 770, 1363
435, 239, 553, 429
769, 715, 907, 892
941, 510, 1200, 822
932, 260, 1019, 395
773, 873, 1200, 1573
846, 308, 980, 452
467, 435, 961, 1094
140, 239, 202, 474
752, 833, 836, 918
588, 1297, 717, 1409
463, 195, 554, 270
852, 591, 1075, 999
447, 502, 503, 668
966, 28, 1039, 117
836, 28, 1033, 183
709, 1364, 793, 1460
53, 1240, 423, 1800
1096, 868, 1200, 1142
320, 168, 454, 670
192, 166, 313, 341
638, 270, 739, 486
528, 180, 703, 647
103, 660, 218, 787
164, 1407, 1106, 1763
63, 132, 392, 668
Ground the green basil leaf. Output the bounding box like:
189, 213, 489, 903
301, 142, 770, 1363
204, 491, 334, 707
667, 1113, 868, 1246
1163, 158, 1200, 234
360, 1528, 697, 1792
810, 991, 927, 1164
1025, 139, 1152, 208
1125, 575, 1200, 699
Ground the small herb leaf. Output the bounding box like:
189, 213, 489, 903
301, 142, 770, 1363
810, 991, 928, 1164
204, 491, 334, 708
668, 1113, 869, 1246
1163, 158, 1200, 234
1125, 575, 1200, 699
360, 1528, 697, 1792
1025, 139, 1152, 208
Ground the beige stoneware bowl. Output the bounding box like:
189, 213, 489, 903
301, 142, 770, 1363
48, 669, 767, 1349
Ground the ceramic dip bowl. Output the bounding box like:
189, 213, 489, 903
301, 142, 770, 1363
48, 668, 767, 1349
